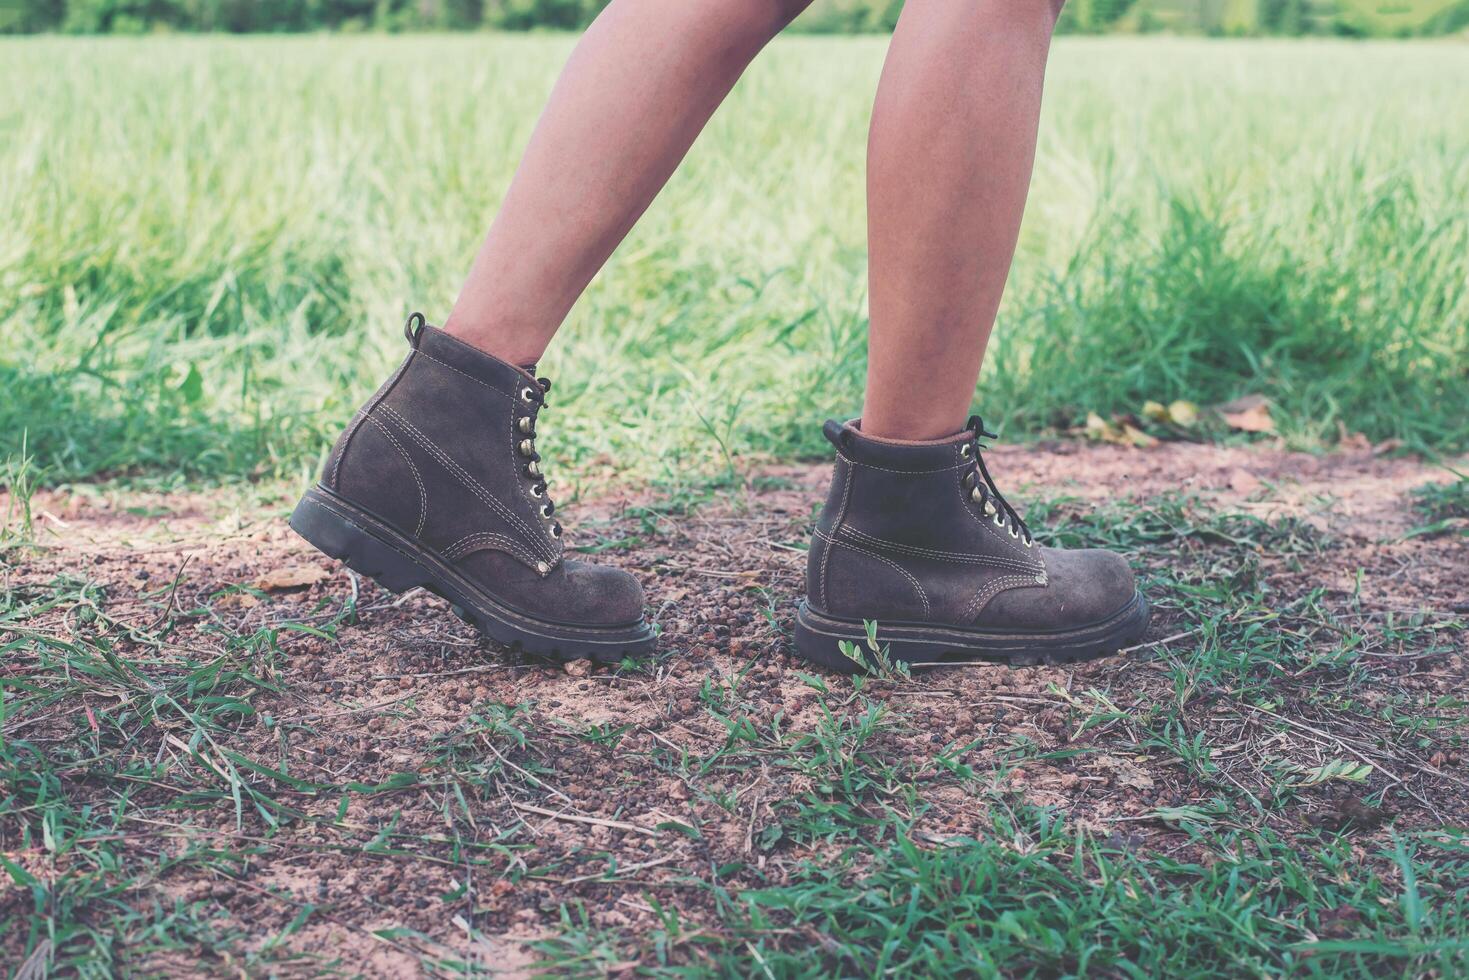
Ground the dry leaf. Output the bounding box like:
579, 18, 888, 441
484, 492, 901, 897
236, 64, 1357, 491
1218, 394, 1270, 413
251, 566, 330, 591
1093, 754, 1155, 790
1141, 400, 1198, 427
1084, 412, 1115, 441
1120, 423, 1159, 449
1227, 468, 1263, 495
1309, 796, 1388, 832
1337, 427, 1372, 452
1219, 395, 1275, 433
1085, 413, 1158, 449
1118, 768, 1155, 791
1167, 400, 1199, 426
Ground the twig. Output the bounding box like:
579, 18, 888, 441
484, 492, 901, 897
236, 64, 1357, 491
484, 741, 573, 804
276, 691, 417, 723
560, 853, 679, 885
1121, 627, 1199, 654
510, 801, 658, 837
744, 789, 762, 855
1243, 705, 1406, 786
144, 554, 195, 630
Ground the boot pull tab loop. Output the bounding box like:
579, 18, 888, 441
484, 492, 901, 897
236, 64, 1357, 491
403, 312, 427, 346
966, 414, 998, 443
822, 419, 850, 451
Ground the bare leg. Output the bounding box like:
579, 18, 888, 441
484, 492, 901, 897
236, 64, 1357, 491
444, 0, 810, 365
861, 0, 1063, 439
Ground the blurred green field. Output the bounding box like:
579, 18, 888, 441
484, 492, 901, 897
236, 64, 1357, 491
2, 35, 1467, 488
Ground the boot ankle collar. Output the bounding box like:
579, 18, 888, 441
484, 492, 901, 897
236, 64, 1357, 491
823, 418, 971, 472
408, 320, 541, 401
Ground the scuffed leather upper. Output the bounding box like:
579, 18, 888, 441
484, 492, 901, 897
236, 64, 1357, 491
322, 320, 644, 628
807, 420, 1137, 631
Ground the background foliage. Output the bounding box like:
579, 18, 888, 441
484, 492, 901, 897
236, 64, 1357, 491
4, 0, 1469, 35
3, 35, 1465, 487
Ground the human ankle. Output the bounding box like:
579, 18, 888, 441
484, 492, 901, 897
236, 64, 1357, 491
441, 311, 550, 367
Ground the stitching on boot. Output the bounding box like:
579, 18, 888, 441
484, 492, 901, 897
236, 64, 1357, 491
443, 530, 535, 563
331, 407, 369, 488
814, 526, 930, 619
415, 351, 514, 399
365, 414, 428, 538
962, 573, 1042, 623
377, 404, 556, 563
380, 404, 551, 560
835, 452, 967, 476
838, 525, 1040, 572
818, 458, 854, 609
330, 349, 418, 489
297, 496, 635, 638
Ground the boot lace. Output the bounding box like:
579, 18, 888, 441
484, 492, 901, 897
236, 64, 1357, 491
960, 415, 1033, 548
514, 376, 562, 541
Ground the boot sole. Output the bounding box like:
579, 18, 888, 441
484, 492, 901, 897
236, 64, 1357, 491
289, 486, 657, 663
792, 592, 1150, 673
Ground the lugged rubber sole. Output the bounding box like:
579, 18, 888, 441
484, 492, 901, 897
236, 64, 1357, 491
792, 592, 1150, 673
289, 486, 657, 663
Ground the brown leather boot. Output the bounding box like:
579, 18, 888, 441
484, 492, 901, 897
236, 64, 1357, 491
290, 314, 655, 662
795, 418, 1148, 671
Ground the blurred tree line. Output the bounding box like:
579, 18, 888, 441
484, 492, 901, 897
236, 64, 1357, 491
3, 0, 1466, 35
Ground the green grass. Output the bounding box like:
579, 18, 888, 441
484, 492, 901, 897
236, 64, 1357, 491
1334, 0, 1469, 32
2, 35, 1467, 489
542, 821, 1469, 976
1117, 0, 1469, 35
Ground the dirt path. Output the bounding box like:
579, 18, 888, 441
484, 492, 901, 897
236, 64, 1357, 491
4, 442, 1465, 974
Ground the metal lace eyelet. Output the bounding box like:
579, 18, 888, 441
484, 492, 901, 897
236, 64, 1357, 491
521, 388, 536, 404
535, 561, 550, 575
959, 444, 972, 459
982, 499, 998, 518
530, 484, 544, 498
550, 523, 562, 539
1009, 526, 1020, 539
993, 514, 1005, 527
971, 487, 983, 504
527, 461, 541, 478
540, 503, 553, 518
518, 417, 533, 434
1023, 537, 1035, 549
519, 439, 535, 456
